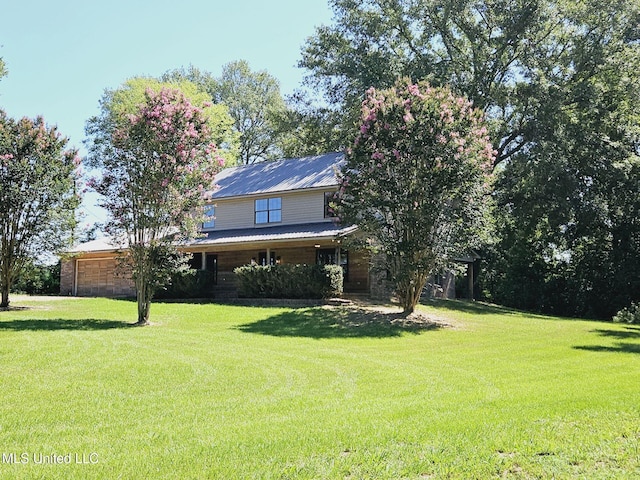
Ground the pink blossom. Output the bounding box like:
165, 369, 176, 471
408, 84, 420, 96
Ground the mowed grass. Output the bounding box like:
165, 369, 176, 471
0, 296, 638, 479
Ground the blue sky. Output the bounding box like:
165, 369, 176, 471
0, 0, 333, 226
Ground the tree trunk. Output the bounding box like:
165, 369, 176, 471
135, 277, 151, 326
401, 291, 416, 315
0, 284, 9, 308
399, 272, 428, 315
401, 283, 420, 315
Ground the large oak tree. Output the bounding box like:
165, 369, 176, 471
302, 0, 640, 318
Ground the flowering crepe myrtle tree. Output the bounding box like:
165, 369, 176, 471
87, 87, 224, 325
0, 110, 80, 308
336, 79, 495, 314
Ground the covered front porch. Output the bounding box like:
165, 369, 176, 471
184, 223, 370, 297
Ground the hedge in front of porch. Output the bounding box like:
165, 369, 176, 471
234, 264, 343, 299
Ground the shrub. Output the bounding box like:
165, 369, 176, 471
612, 303, 640, 324
234, 264, 343, 299
11, 262, 61, 295
155, 270, 217, 299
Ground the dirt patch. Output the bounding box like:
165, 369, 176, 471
1, 295, 79, 312
320, 302, 454, 331
10, 295, 79, 302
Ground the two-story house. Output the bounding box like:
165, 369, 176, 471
60, 152, 371, 298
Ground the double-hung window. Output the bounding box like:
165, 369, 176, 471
255, 197, 281, 224
324, 191, 338, 218
202, 205, 215, 230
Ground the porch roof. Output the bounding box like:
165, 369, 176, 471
190, 222, 357, 247
68, 223, 358, 253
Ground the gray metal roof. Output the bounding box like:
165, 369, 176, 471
68, 236, 124, 253
69, 223, 357, 253
210, 152, 344, 199
190, 222, 357, 246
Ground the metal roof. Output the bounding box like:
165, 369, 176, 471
210, 152, 344, 199
191, 222, 357, 246
69, 223, 357, 253
68, 236, 124, 253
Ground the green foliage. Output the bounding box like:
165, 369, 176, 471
337, 79, 493, 313
163, 61, 287, 165
487, 20, 640, 318
213, 60, 287, 164
613, 303, 640, 324
0, 57, 7, 80
302, 0, 640, 318
0, 110, 79, 307
234, 264, 343, 299
271, 91, 348, 158
11, 262, 60, 295
155, 269, 216, 299
301, 0, 640, 167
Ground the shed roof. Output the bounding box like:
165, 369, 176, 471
210, 152, 344, 199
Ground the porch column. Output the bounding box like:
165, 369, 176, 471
467, 262, 474, 301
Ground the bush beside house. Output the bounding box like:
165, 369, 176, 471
155, 270, 217, 299
234, 264, 343, 299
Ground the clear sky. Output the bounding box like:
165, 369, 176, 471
0, 0, 333, 226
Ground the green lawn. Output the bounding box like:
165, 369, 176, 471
0, 296, 638, 479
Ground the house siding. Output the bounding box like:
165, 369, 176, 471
206, 189, 335, 232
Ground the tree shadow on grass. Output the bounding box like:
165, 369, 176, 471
573, 343, 640, 354
0, 318, 133, 331
590, 326, 640, 340
422, 299, 525, 317
573, 325, 640, 354
236, 306, 446, 339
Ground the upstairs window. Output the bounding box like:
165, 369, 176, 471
255, 197, 281, 224
324, 191, 338, 218
202, 205, 215, 230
